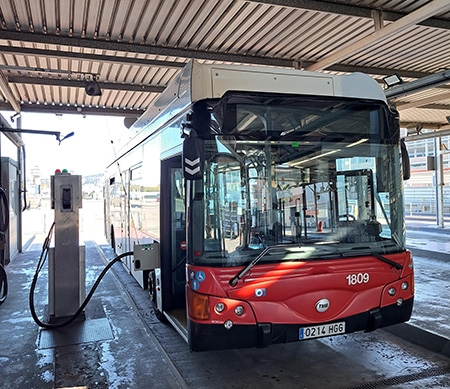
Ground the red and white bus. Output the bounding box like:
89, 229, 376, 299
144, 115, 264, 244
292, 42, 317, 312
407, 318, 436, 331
105, 60, 414, 351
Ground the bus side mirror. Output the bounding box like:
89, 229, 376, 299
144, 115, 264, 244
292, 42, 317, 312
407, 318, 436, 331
182, 129, 203, 180
400, 139, 410, 180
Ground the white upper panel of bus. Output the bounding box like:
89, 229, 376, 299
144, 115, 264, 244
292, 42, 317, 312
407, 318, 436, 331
133, 60, 387, 132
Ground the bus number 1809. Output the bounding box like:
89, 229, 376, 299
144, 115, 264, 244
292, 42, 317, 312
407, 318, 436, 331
346, 273, 370, 285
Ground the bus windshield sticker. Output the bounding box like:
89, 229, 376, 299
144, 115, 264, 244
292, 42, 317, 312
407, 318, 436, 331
196, 271, 206, 283
191, 280, 200, 291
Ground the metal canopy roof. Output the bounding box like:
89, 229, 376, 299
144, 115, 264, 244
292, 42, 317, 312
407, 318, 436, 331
0, 0, 450, 133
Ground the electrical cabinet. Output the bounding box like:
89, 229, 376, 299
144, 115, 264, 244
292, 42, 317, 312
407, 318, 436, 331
0, 157, 19, 265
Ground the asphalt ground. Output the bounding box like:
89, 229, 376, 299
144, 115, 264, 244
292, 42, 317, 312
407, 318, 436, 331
383, 218, 450, 358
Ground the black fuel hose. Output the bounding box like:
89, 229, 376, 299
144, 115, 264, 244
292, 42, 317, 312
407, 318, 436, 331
29, 223, 133, 328
0, 187, 9, 305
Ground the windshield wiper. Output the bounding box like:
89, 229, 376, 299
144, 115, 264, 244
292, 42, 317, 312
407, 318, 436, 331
229, 246, 403, 287
371, 252, 403, 270
229, 244, 296, 287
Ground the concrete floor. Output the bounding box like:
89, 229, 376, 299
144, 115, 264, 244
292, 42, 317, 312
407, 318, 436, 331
0, 240, 183, 389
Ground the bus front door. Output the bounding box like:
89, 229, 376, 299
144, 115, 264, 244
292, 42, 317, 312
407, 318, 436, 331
159, 158, 187, 335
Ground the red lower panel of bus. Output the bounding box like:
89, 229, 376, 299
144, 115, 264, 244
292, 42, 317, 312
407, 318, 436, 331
187, 297, 413, 352
186, 251, 414, 351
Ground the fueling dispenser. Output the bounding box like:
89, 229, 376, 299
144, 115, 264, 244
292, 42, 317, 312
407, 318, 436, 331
48, 170, 85, 322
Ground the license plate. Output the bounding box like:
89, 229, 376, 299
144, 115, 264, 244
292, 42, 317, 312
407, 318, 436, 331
299, 322, 345, 340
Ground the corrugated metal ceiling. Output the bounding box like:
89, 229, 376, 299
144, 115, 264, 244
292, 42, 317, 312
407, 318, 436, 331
0, 0, 449, 132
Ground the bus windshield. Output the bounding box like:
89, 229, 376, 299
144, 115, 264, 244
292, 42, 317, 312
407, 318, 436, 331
194, 95, 405, 266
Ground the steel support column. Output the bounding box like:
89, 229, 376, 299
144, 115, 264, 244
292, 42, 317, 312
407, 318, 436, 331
434, 137, 445, 228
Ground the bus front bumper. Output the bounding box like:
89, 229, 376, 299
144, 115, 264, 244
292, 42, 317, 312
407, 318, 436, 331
188, 297, 413, 352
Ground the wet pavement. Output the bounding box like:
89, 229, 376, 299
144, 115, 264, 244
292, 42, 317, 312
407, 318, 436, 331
0, 212, 449, 388
383, 218, 450, 358
0, 239, 184, 389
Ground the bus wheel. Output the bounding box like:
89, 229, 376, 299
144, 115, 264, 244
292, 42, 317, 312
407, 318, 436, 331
149, 271, 167, 323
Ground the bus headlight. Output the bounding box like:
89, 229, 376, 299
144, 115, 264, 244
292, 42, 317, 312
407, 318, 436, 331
401, 282, 408, 290
388, 287, 396, 296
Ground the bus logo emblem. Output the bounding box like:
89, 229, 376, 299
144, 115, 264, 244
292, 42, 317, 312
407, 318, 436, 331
315, 299, 330, 313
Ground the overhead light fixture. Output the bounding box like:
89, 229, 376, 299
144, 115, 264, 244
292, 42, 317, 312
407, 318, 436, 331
124, 117, 138, 129
383, 74, 403, 88
10, 112, 21, 123
385, 69, 450, 99
85, 80, 102, 96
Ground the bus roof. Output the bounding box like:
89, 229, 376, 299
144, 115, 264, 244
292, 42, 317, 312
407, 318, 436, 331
132, 60, 387, 132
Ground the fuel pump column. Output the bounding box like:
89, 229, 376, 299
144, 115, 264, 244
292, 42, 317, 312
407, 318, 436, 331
48, 170, 85, 322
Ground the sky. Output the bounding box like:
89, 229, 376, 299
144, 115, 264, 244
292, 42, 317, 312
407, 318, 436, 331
1, 111, 132, 178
